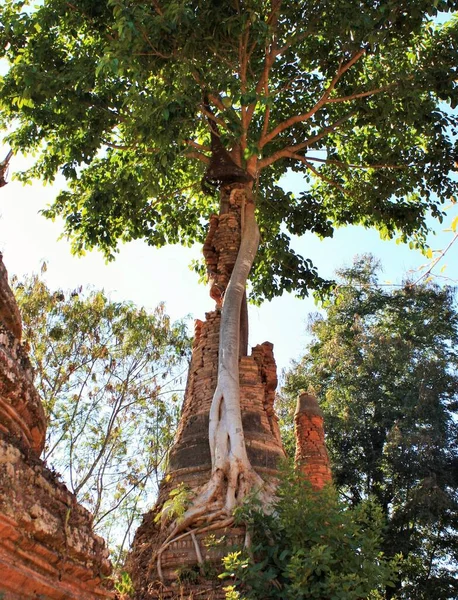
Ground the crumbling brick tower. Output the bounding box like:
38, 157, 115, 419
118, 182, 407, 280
294, 392, 332, 490
128, 187, 286, 598
128, 187, 333, 599
0, 254, 113, 600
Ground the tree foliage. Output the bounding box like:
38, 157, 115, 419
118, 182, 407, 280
1, 1, 458, 301
13, 274, 191, 563
284, 255, 458, 599
221, 466, 396, 600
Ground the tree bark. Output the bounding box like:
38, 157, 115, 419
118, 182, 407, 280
208, 186, 261, 511
0, 149, 13, 188
155, 185, 270, 566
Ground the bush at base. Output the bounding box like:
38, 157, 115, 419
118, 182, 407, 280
221, 468, 398, 600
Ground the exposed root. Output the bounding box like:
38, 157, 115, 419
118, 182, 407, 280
244, 528, 252, 550
152, 451, 274, 581
153, 515, 237, 582
191, 531, 203, 565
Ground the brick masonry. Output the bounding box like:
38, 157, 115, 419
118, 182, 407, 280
0, 254, 113, 600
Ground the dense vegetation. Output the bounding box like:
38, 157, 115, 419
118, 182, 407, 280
14, 274, 190, 564
221, 467, 396, 600
284, 256, 458, 599
1, 1, 457, 301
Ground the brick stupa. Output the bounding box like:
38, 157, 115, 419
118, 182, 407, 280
294, 392, 332, 490
128, 187, 286, 598
0, 254, 113, 600
128, 187, 333, 598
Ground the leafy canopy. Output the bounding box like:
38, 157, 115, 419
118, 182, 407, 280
1, 1, 458, 301
283, 255, 458, 599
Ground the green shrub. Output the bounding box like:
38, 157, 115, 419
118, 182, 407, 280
114, 571, 135, 598
221, 468, 398, 600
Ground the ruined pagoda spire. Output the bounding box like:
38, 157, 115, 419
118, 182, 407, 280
294, 392, 332, 490
128, 184, 285, 598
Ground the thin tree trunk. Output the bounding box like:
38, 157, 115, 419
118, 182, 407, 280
208, 187, 260, 510
155, 186, 269, 556
239, 290, 248, 357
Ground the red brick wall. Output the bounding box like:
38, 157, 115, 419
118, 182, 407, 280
294, 393, 332, 490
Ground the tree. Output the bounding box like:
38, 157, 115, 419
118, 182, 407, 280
1, 0, 458, 541
13, 274, 190, 564
283, 255, 458, 599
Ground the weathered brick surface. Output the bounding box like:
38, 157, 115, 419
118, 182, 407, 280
0, 438, 113, 600
166, 311, 285, 495
0, 255, 46, 455
0, 254, 113, 600
0, 327, 46, 455
202, 187, 244, 307
128, 187, 286, 597
294, 392, 332, 490
0, 254, 22, 340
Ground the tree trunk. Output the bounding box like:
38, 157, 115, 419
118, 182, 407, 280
155, 184, 271, 559
208, 186, 262, 512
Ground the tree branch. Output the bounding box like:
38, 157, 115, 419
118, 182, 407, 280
151, 0, 163, 16
259, 112, 356, 170
207, 93, 228, 114
184, 150, 210, 165
410, 231, 458, 287
239, 18, 251, 153
305, 155, 407, 170
260, 49, 365, 148
267, 0, 282, 25
185, 139, 211, 153
101, 139, 160, 153
290, 152, 350, 196
200, 105, 228, 131
101, 140, 134, 151
139, 24, 173, 59
245, 0, 282, 128
302, 112, 357, 147
262, 104, 271, 140
327, 82, 397, 104
275, 29, 310, 56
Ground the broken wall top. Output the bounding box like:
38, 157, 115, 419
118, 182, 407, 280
0, 253, 22, 341
0, 253, 46, 455
0, 253, 114, 599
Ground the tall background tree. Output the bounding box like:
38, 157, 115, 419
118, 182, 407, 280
1, 0, 458, 537
13, 274, 190, 565
284, 255, 458, 599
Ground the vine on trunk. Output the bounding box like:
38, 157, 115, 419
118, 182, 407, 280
152, 186, 274, 580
